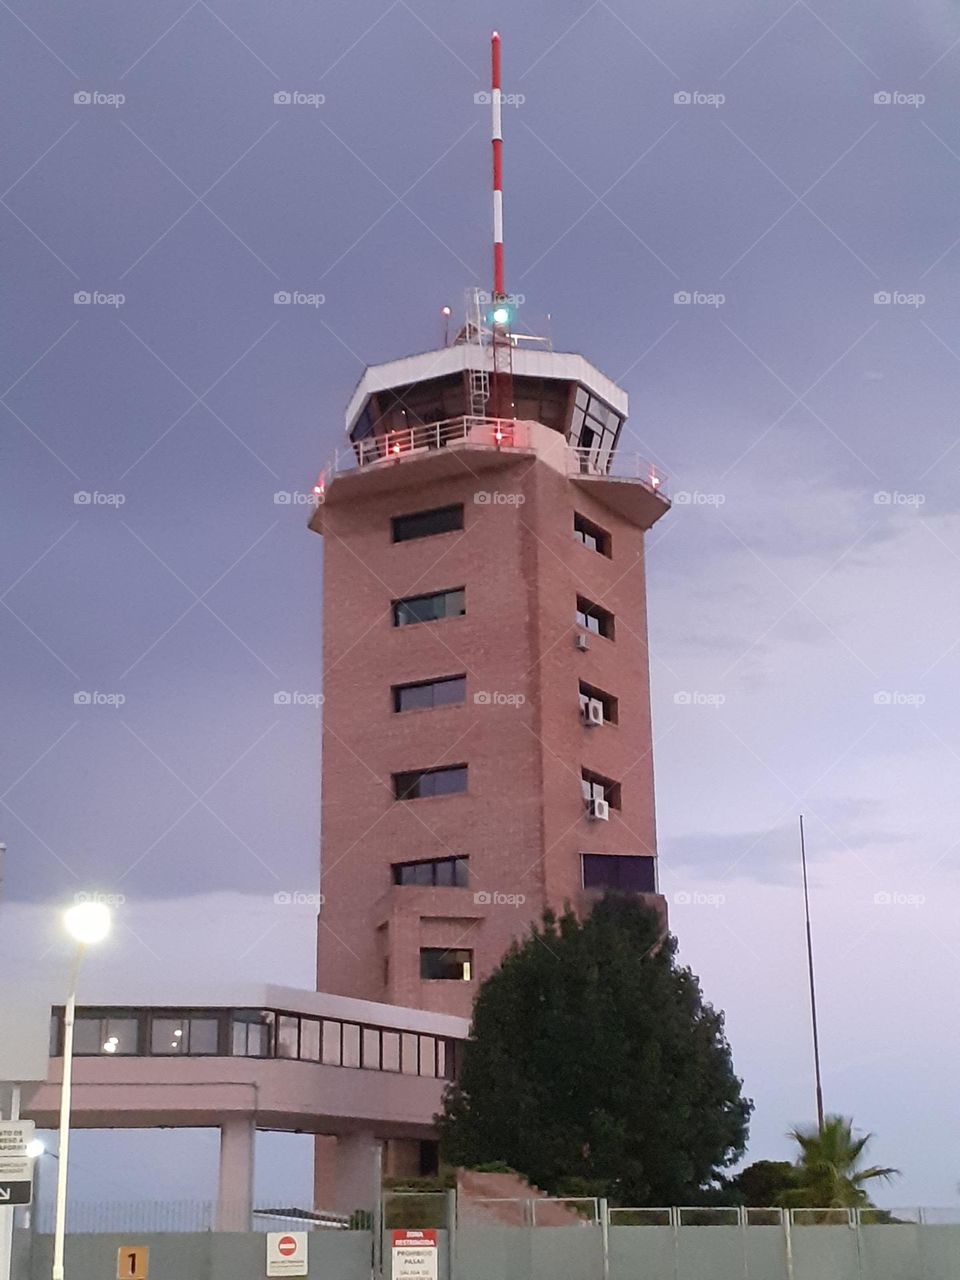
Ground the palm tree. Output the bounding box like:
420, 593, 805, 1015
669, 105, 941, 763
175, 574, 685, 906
778, 1115, 899, 1208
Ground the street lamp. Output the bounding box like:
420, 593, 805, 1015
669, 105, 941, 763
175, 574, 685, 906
52, 902, 111, 1280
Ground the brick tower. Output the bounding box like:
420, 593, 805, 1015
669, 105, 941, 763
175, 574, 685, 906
309, 302, 669, 1020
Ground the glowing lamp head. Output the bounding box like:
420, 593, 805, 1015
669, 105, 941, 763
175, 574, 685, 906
26, 1140, 44, 1159
441, 306, 452, 317
64, 900, 111, 946
492, 305, 510, 326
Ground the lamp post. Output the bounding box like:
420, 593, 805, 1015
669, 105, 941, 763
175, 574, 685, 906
52, 902, 111, 1280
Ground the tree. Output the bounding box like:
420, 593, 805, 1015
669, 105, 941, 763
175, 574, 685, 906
438, 896, 752, 1206
728, 1160, 802, 1206
778, 1115, 899, 1208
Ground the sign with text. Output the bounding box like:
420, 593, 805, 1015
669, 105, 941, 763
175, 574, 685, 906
391, 1229, 439, 1280
0, 1120, 34, 1205
266, 1231, 308, 1276
116, 1245, 149, 1280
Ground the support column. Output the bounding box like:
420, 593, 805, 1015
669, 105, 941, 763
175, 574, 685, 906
0, 1087, 21, 1280
216, 1117, 254, 1232
331, 1131, 382, 1214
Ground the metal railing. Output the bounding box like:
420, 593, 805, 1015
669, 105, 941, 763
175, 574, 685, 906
312, 416, 668, 502
607, 1205, 960, 1227
567, 447, 668, 494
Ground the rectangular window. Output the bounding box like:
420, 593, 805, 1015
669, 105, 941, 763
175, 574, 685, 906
401, 1032, 419, 1075
381, 1031, 401, 1072
576, 595, 614, 639
300, 1017, 321, 1062
392, 504, 464, 543
321, 1019, 342, 1066
73, 1014, 139, 1056
342, 1023, 361, 1067
392, 856, 469, 887
579, 680, 619, 725
393, 765, 467, 800
419, 1035, 437, 1077
420, 948, 473, 981
582, 854, 656, 893
570, 389, 622, 475
393, 588, 465, 627
151, 1015, 219, 1056
581, 769, 621, 810
231, 1011, 274, 1057
393, 675, 466, 713
574, 513, 612, 557
277, 1015, 300, 1060
362, 1027, 381, 1069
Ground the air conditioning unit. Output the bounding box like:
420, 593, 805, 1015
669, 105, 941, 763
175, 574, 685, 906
575, 633, 589, 651
580, 697, 604, 727
587, 797, 609, 821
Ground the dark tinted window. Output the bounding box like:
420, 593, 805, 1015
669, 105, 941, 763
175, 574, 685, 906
582, 854, 656, 893
420, 948, 473, 980
393, 856, 468, 887
394, 675, 466, 712
393, 765, 468, 799
392, 504, 464, 543
579, 680, 619, 724
581, 769, 621, 809
576, 595, 614, 639
574, 512, 612, 557
393, 588, 465, 627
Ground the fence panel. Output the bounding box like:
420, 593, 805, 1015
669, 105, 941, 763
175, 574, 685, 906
791, 1224, 861, 1280
609, 1225, 676, 1280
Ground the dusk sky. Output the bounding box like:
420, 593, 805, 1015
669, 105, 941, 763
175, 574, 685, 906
3, 0, 960, 1210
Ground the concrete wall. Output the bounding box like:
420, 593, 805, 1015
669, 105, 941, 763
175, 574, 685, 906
13, 1231, 373, 1280
15, 1222, 960, 1279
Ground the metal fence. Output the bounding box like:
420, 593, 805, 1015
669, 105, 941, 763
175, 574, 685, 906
28, 1201, 336, 1234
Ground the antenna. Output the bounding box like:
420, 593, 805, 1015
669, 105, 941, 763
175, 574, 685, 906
488, 31, 514, 418
491, 31, 504, 301
799, 814, 826, 1133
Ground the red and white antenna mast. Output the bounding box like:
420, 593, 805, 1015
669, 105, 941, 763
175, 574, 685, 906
491, 30, 504, 300
489, 30, 514, 419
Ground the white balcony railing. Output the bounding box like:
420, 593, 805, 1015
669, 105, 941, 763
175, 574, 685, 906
312, 416, 667, 502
